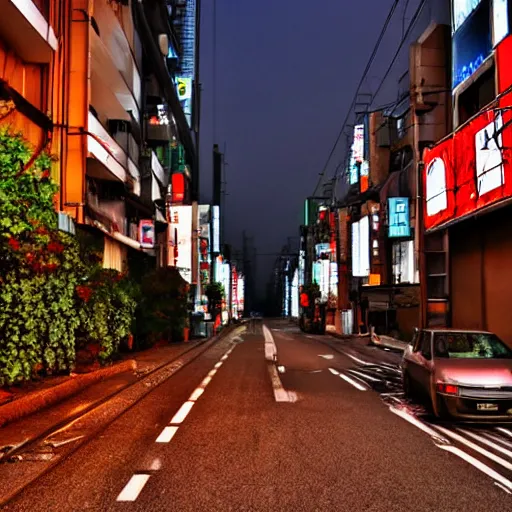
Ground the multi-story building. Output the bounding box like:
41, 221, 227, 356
340, 22, 451, 339
0, 0, 199, 273
422, 0, 512, 345
0, 0, 60, 188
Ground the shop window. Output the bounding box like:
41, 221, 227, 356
392, 240, 417, 284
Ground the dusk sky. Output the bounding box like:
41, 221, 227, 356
198, 0, 449, 290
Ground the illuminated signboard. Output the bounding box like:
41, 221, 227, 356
349, 124, 365, 185
452, 0, 482, 33
212, 205, 220, 253
351, 216, 370, 277
423, 97, 512, 231
388, 198, 411, 238
452, 0, 491, 89
475, 114, 504, 195
175, 76, 193, 127
493, 0, 509, 45
426, 157, 448, 217
173, 0, 196, 128
139, 220, 155, 248
169, 205, 193, 282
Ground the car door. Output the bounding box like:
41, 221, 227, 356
407, 330, 432, 398
417, 332, 434, 396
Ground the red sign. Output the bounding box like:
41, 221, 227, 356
171, 173, 185, 204
423, 91, 512, 230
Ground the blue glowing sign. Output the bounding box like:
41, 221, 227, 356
452, 0, 491, 89
388, 198, 410, 238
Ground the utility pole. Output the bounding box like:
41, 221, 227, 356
212, 144, 222, 282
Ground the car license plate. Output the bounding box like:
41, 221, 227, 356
477, 403, 499, 411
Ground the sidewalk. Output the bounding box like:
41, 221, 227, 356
326, 324, 408, 352
0, 339, 205, 429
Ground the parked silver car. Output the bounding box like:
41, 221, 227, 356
401, 328, 512, 421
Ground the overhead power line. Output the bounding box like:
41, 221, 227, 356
333, 0, 428, 192
312, 0, 402, 197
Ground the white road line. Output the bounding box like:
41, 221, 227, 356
170, 401, 194, 425
328, 368, 339, 375
438, 445, 512, 493
347, 369, 382, 382
495, 482, 512, 494
207, 369, 217, 378
389, 406, 450, 444
264, 325, 296, 402
319, 354, 334, 360
214, 361, 223, 369
116, 474, 151, 502
339, 372, 367, 391
483, 431, 512, 449
458, 428, 512, 459
267, 364, 296, 402
263, 325, 277, 361
434, 425, 512, 471
497, 427, 512, 439
201, 375, 212, 387
341, 352, 372, 366
155, 426, 179, 443
221, 354, 229, 361
189, 387, 205, 401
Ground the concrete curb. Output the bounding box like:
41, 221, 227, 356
0, 360, 137, 428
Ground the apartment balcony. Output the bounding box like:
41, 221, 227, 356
140, 150, 168, 206
91, 0, 141, 124
0, 0, 57, 62
87, 112, 141, 196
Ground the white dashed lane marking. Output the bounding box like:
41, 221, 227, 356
115, 338, 240, 503
116, 474, 151, 502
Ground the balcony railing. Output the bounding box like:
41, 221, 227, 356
87, 112, 140, 196
0, 0, 57, 62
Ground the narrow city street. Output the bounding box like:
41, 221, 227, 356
2, 320, 511, 511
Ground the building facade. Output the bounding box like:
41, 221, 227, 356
0, 0, 200, 275
422, 0, 512, 345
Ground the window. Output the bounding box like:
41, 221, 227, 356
434, 332, 512, 359
392, 240, 417, 284
421, 332, 432, 359
475, 113, 504, 195
426, 157, 448, 216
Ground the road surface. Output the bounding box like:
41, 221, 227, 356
3, 319, 512, 511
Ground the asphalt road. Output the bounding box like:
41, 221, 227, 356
3, 319, 512, 511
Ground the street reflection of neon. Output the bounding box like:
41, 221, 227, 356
438, 445, 512, 492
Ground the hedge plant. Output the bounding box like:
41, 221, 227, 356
0, 128, 87, 385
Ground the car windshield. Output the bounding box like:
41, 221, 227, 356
433, 332, 512, 359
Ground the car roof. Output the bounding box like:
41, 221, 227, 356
423, 328, 493, 335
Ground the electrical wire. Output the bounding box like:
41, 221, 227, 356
312, 0, 402, 197
371, 0, 427, 107
332, 0, 428, 193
